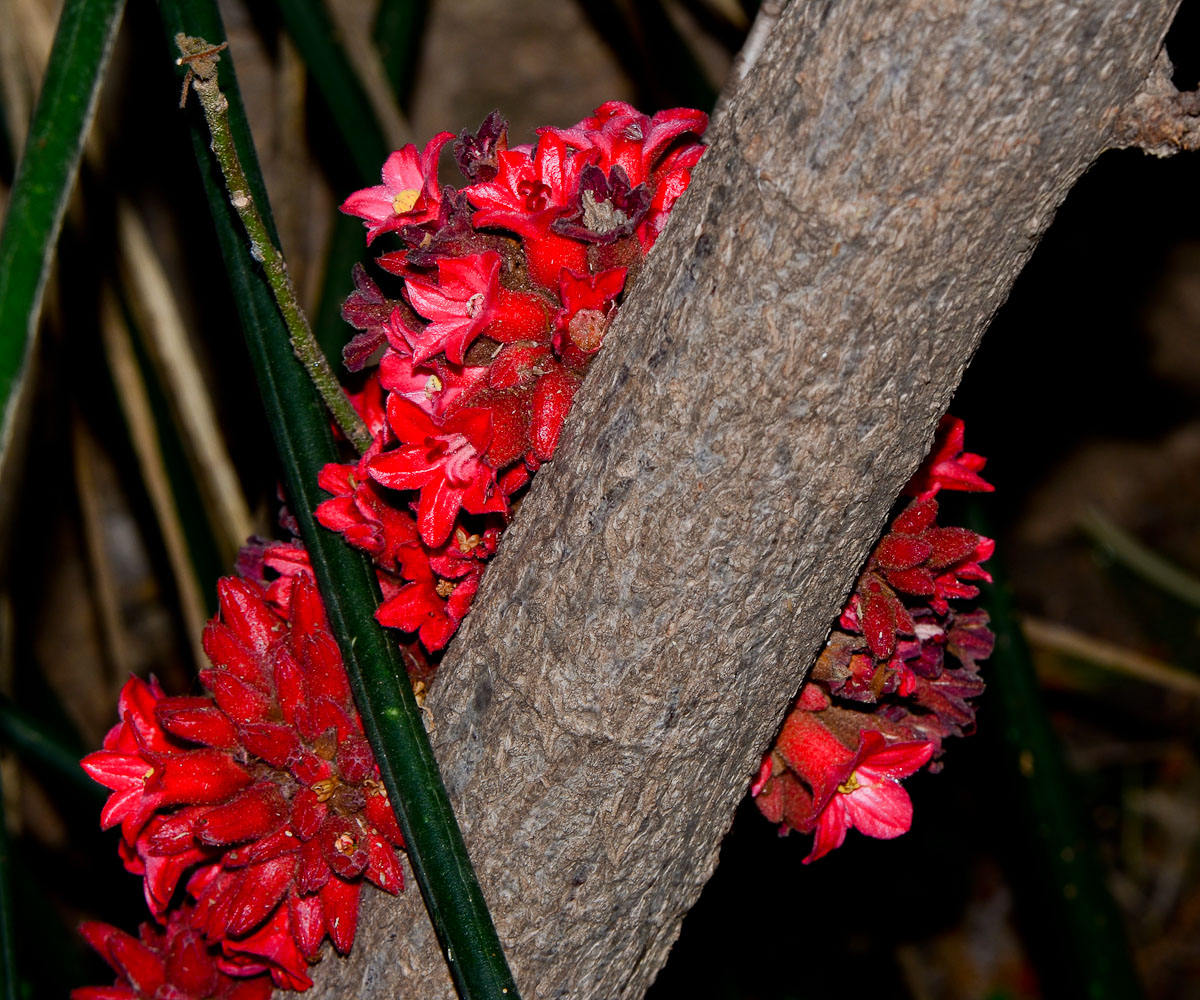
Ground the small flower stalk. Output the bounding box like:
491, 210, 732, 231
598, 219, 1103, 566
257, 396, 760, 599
752, 416, 997, 862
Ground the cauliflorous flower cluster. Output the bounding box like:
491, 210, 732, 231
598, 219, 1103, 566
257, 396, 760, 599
752, 416, 996, 862
318, 103, 708, 659
78, 102, 994, 996
77, 576, 405, 995
77, 103, 708, 998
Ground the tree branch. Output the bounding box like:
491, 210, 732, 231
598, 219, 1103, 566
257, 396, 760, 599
303, 1, 1182, 997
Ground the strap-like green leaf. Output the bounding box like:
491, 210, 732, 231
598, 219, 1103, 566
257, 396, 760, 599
0, 695, 102, 801
156, 3, 521, 996
970, 504, 1142, 999
0, 0, 126, 467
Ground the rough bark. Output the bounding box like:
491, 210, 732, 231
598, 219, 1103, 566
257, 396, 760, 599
305, 2, 1181, 998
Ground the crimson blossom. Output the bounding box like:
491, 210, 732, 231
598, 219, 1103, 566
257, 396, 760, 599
753, 416, 996, 859
80, 574, 406, 993
323, 102, 709, 658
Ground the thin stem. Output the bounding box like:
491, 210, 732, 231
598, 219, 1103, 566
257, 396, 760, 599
173, 33, 371, 455
160, 7, 522, 994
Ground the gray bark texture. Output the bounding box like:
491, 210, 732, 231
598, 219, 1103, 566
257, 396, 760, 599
305, 2, 1182, 997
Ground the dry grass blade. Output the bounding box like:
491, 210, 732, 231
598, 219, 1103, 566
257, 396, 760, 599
70, 415, 134, 681
1021, 614, 1200, 698
99, 288, 208, 670
115, 202, 254, 563
325, 1, 413, 148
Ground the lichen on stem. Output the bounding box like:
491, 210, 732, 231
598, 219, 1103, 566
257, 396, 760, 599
174, 33, 372, 454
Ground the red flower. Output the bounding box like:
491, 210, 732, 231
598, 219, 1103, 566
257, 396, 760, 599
81, 576, 406, 990
871, 498, 994, 615
317, 448, 420, 573
541, 102, 707, 188
73, 910, 272, 1000
554, 267, 626, 367
753, 701, 932, 863
803, 731, 933, 863
375, 528, 495, 652
540, 102, 707, 248
905, 414, 993, 499
367, 395, 506, 547
340, 132, 454, 244
402, 252, 502, 365
465, 131, 593, 287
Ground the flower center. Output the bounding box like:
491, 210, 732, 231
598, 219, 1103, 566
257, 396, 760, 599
334, 832, 358, 855
517, 179, 550, 212
836, 771, 861, 795
465, 292, 486, 318
391, 189, 421, 214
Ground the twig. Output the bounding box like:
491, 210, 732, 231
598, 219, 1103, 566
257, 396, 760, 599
1107, 48, 1200, 158
174, 33, 371, 454
99, 288, 210, 670
709, 0, 785, 128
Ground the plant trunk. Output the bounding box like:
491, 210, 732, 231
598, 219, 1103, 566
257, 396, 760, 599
304, 1, 1180, 997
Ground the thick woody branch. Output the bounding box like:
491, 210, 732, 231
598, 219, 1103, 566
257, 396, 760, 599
303, 2, 1183, 998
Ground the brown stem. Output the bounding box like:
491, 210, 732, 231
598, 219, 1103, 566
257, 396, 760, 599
174, 33, 371, 454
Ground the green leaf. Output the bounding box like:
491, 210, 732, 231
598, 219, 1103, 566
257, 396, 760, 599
0, 0, 126, 468
155, 2, 521, 996
373, 1, 429, 109
970, 503, 1143, 1000
0, 695, 102, 802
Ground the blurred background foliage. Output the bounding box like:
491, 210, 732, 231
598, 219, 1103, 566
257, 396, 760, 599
0, 0, 1198, 997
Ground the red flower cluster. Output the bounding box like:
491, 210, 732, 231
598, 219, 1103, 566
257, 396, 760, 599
77, 575, 405, 995
78, 103, 706, 997
322, 103, 707, 656
753, 416, 996, 861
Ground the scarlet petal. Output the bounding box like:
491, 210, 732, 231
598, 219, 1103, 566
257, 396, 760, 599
216, 578, 283, 656
321, 876, 362, 954
842, 780, 914, 840
296, 835, 331, 894
364, 830, 405, 894
364, 790, 405, 846
202, 665, 274, 724
289, 892, 326, 960
530, 366, 579, 461
164, 924, 220, 998
193, 783, 287, 846
336, 736, 375, 784
202, 621, 270, 692
225, 855, 296, 936
237, 721, 301, 768
873, 534, 932, 571
155, 700, 238, 749
804, 796, 851, 864
149, 749, 254, 807
220, 905, 312, 991
78, 922, 166, 999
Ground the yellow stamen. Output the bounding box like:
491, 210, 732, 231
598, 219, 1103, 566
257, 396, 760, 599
392, 189, 420, 214
312, 777, 339, 803
836, 771, 861, 795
